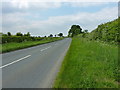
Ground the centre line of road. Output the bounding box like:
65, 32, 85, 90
0, 55, 31, 69
40, 46, 51, 51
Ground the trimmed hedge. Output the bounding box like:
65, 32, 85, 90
2, 36, 44, 44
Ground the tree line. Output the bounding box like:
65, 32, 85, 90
1, 32, 64, 44
1, 32, 64, 37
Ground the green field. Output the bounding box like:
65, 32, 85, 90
54, 37, 119, 88
1, 37, 63, 53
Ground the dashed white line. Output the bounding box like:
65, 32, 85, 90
47, 46, 51, 48
40, 46, 51, 51
0, 55, 31, 69
1, 45, 52, 68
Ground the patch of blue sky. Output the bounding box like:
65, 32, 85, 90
25, 2, 118, 21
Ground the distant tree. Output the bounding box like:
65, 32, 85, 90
55, 35, 56, 37
26, 32, 30, 36
49, 34, 53, 37
7, 32, 11, 36
58, 33, 63, 37
24, 32, 30, 36
68, 25, 82, 37
44, 36, 47, 38
16, 32, 23, 36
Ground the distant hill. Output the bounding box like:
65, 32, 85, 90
88, 18, 120, 42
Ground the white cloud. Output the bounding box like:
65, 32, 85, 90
2, 0, 119, 10
2, 6, 118, 36
2, 1, 62, 15
11, 0, 29, 9
28, 2, 61, 9
7, 0, 62, 9
3, 0, 119, 2
70, 2, 111, 7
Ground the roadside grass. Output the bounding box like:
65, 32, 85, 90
54, 37, 119, 88
1, 37, 63, 53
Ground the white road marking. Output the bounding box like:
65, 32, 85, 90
0, 55, 31, 69
47, 46, 51, 48
40, 46, 51, 51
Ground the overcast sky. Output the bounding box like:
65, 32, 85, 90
1, 0, 119, 36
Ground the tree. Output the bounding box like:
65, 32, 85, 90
7, 32, 11, 36
24, 32, 30, 36
68, 25, 82, 37
26, 32, 30, 36
16, 32, 23, 36
49, 34, 53, 37
58, 33, 63, 37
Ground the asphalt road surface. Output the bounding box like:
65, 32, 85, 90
1, 38, 71, 88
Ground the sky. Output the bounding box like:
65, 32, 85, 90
1, 0, 119, 36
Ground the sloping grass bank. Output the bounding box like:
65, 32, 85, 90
54, 37, 119, 88
1, 37, 63, 53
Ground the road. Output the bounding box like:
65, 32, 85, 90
1, 38, 71, 88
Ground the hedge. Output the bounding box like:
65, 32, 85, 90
1, 36, 44, 44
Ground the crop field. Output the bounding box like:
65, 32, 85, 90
54, 37, 119, 88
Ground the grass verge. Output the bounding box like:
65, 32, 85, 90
54, 37, 119, 88
1, 37, 63, 53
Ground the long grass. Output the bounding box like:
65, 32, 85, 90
1, 37, 63, 53
54, 37, 119, 88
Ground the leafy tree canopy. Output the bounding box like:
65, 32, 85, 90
49, 34, 53, 37
58, 33, 63, 37
7, 32, 12, 36
68, 25, 82, 37
16, 32, 23, 36
24, 32, 30, 37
